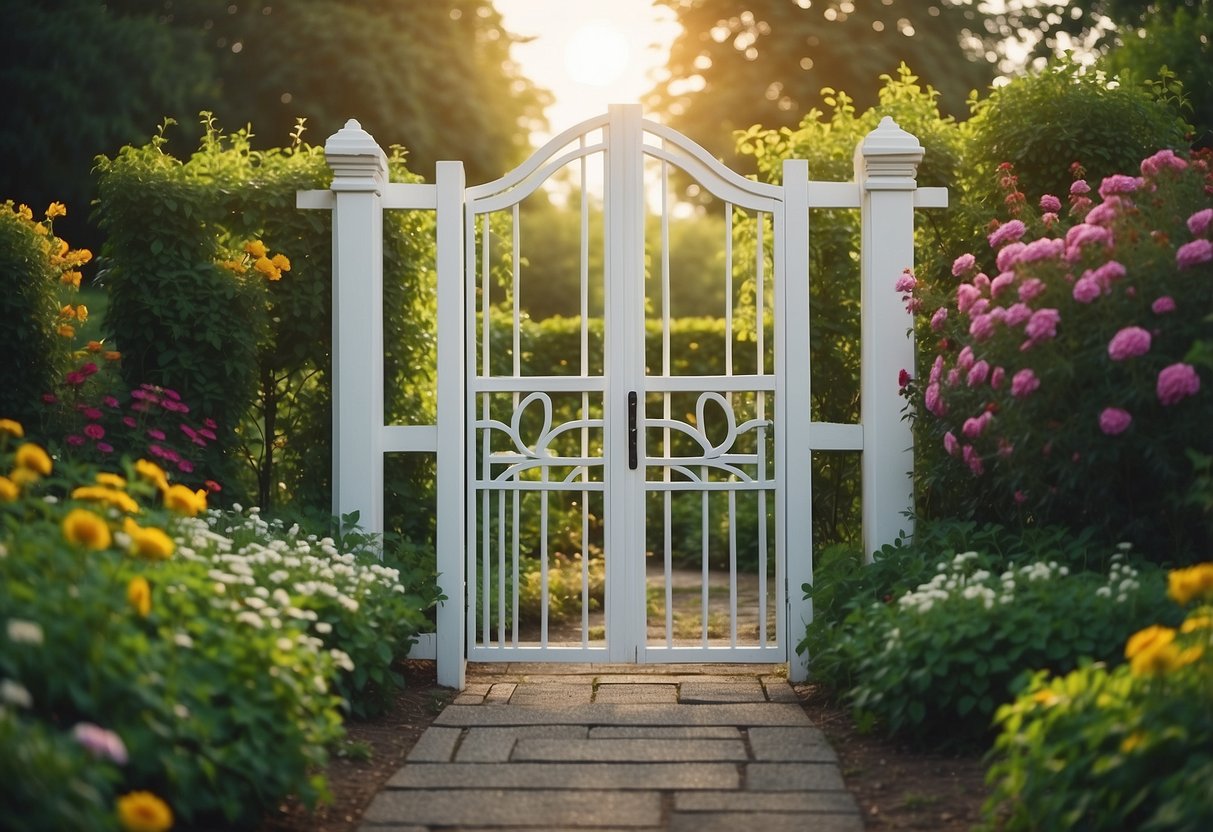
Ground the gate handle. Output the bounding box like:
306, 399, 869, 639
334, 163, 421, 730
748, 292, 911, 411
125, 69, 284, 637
627, 391, 638, 470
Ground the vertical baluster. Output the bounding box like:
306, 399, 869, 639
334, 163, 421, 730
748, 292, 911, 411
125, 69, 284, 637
580, 135, 591, 648
661, 153, 673, 648
756, 213, 768, 647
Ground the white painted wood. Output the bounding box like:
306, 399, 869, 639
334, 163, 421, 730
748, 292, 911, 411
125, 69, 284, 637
380, 425, 438, 453
435, 160, 467, 690
326, 120, 387, 539
856, 117, 922, 564
779, 159, 813, 683
405, 632, 437, 660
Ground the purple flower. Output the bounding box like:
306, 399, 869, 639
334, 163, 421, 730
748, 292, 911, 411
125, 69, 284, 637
997, 242, 1027, 273
1072, 276, 1102, 303
1040, 194, 1062, 213
1025, 308, 1060, 342
943, 431, 960, 457
894, 271, 917, 293
957, 283, 982, 315
1018, 237, 1065, 264
990, 366, 1006, 389
1004, 303, 1032, 328
1018, 278, 1046, 303
72, 723, 128, 765
962, 444, 984, 476
952, 253, 976, 276
967, 360, 991, 387
1070, 180, 1090, 195
1157, 363, 1201, 406
930, 307, 948, 332
925, 382, 946, 417
1108, 326, 1152, 361
1140, 149, 1188, 177
1177, 239, 1213, 270
1189, 208, 1213, 238
988, 220, 1027, 248
1152, 295, 1176, 315
1098, 174, 1142, 199
1098, 407, 1132, 436
1011, 368, 1040, 398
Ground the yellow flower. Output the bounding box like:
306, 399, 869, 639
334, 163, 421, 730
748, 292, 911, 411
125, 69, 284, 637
96, 472, 126, 490
57, 323, 76, 339
218, 258, 248, 274
62, 508, 112, 550
16, 203, 32, 221
76, 305, 88, 323
134, 459, 169, 493
116, 791, 173, 832
123, 517, 174, 560
8, 468, 39, 488
1030, 689, 1060, 708
271, 253, 291, 272
59, 304, 76, 319
61, 270, 82, 288
253, 255, 281, 281
1181, 614, 1212, 633
72, 485, 140, 515
0, 418, 23, 438
32, 222, 47, 236
0, 475, 18, 502
244, 239, 267, 258
127, 576, 151, 617
1168, 563, 1213, 606
104, 350, 122, 362
45, 202, 66, 219
54, 238, 69, 257
14, 443, 52, 477
1125, 625, 1175, 661
163, 484, 207, 517
1120, 731, 1146, 754
65, 247, 92, 266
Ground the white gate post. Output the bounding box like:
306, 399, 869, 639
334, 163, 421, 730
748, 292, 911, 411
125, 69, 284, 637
855, 117, 922, 561
434, 161, 467, 689
326, 120, 387, 538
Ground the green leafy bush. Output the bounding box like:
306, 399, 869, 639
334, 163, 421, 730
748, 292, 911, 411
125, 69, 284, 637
984, 564, 1213, 830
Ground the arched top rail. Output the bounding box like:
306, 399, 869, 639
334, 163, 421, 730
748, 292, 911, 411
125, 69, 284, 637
466, 112, 610, 201
641, 119, 784, 203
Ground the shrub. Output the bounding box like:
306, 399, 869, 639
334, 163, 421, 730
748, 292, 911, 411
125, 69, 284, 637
984, 564, 1213, 830
904, 147, 1213, 559
829, 545, 1176, 744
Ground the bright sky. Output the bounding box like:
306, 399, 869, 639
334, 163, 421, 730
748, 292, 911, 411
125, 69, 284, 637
495, 0, 681, 147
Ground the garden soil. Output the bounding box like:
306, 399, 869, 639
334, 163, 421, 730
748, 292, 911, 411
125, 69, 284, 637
258, 661, 988, 832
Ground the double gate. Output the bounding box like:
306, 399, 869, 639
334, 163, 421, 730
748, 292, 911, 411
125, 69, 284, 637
300, 104, 944, 689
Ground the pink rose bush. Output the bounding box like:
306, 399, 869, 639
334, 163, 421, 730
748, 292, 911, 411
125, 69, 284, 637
904, 149, 1213, 554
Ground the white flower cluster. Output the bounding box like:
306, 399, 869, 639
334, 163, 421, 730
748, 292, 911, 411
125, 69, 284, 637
1094, 550, 1140, 603
896, 551, 1073, 616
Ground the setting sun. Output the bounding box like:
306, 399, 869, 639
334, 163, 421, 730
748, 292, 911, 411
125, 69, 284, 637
564, 20, 631, 88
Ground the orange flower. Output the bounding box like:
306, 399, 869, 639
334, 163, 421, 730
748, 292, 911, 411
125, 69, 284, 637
271, 253, 291, 272
244, 239, 267, 258
104, 350, 122, 362
45, 202, 66, 219
61, 270, 82, 288
58, 323, 76, 339
86, 340, 103, 353
253, 256, 281, 281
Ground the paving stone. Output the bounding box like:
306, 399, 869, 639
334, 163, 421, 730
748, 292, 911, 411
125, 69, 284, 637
760, 676, 800, 703
434, 702, 810, 728
593, 674, 707, 685
386, 762, 740, 790
357, 824, 427, 832
404, 727, 462, 762
678, 678, 767, 704
673, 790, 860, 814
593, 684, 678, 704
589, 726, 741, 740
362, 788, 661, 827
668, 811, 864, 832
456, 726, 588, 762
508, 685, 594, 706
512, 738, 748, 762
746, 762, 846, 791
483, 683, 517, 704
748, 726, 837, 762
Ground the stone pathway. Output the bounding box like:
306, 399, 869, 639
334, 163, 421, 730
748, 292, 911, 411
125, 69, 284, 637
359, 664, 861, 831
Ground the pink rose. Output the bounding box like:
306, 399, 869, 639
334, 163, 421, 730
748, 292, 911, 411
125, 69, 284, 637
1011, 368, 1040, 398
1040, 194, 1062, 213
1017, 278, 1046, 303
957, 346, 976, 372
1157, 363, 1201, 406
929, 355, 944, 385
943, 431, 959, 457
990, 366, 1006, 389
894, 271, 917, 293
925, 383, 946, 417
963, 411, 993, 439
1084, 201, 1120, 226
988, 220, 1026, 248
1070, 180, 1090, 195
1177, 239, 1213, 270
1140, 149, 1188, 177
1098, 174, 1142, 199
967, 360, 991, 387
990, 272, 1015, 297
1004, 303, 1032, 328
1017, 237, 1065, 264
1072, 276, 1101, 303
957, 283, 982, 315
997, 242, 1027, 273
1090, 260, 1126, 288
1098, 407, 1132, 436
1188, 208, 1213, 238
1152, 296, 1176, 315
930, 307, 948, 332
962, 444, 984, 476
1107, 326, 1151, 361
969, 314, 997, 342
898, 368, 912, 389
952, 253, 976, 277
1025, 308, 1061, 343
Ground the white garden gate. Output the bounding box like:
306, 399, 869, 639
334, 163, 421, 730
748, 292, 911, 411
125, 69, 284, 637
299, 104, 945, 689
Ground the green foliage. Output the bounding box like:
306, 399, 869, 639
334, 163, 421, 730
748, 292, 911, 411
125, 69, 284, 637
827, 545, 1176, 743
985, 591, 1213, 831
0, 432, 433, 827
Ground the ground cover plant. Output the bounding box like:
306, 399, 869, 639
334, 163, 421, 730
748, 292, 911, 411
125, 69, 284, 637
0, 420, 432, 830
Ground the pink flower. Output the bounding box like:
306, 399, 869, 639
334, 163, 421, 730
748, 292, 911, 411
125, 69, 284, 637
162, 388, 182, 402
1070, 180, 1090, 195
1011, 368, 1040, 398
147, 428, 166, 441
1084, 201, 1120, 226
1189, 208, 1213, 238
1098, 407, 1132, 436
1177, 239, 1213, 270
1040, 194, 1062, 213
1140, 149, 1188, 177
967, 360, 991, 387
1072, 276, 1101, 303
198, 428, 217, 441
957, 283, 982, 315
66, 435, 85, 447
130, 389, 159, 404
943, 431, 960, 456
925, 382, 946, 416
1004, 303, 1032, 327
1064, 223, 1113, 259
894, 271, 917, 293
1088, 260, 1126, 290
160, 448, 180, 464
1042, 212, 1059, 227
963, 411, 993, 439
1098, 174, 1142, 199
988, 220, 1026, 248
930, 307, 948, 331
41, 393, 57, 404
64, 371, 86, 387
95, 442, 113, 454
205, 479, 223, 493
996, 242, 1027, 272
952, 253, 976, 276
81, 407, 102, 421
898, 369, 912, 389
1152, 295, 1176, 314
122, 416, 137, 429
148, 444, 167, 459
80, 363, 98, 377
929, 355, 944, 385
947, 368, 961, 387
1157, 363, 1201, 406
956, 346, 975, 371
1018, 278, 1046, 303
204, 418, 218, 430
969, 314, 997, 342
72, 723, 128, 765
103, 395, 120, 409
1107, 326, 1152, 361
177, 459, 194, 473
970, 298, 990, 318
83, 423, 105, 440
1017, 237, 1065, 264
1025, 308, 1061, 342
990, 272, 1015, 297
990, 366, 1006, 389
1014, 489, 1028, 505
160, 399, 190, 414
962, 444, 984, 476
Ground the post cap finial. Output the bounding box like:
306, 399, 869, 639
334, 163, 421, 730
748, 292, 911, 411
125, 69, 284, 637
855, 117, 925, 189
325, 119, 388, 193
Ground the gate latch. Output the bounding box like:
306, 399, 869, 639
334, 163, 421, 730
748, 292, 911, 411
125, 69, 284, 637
627, 391, 638, 470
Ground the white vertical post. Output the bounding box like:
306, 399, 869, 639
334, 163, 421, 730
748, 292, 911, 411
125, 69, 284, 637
856, 117, 922, 561
779, 159, 812, 683
326, 119, 387, 538
435, 160, 467, 690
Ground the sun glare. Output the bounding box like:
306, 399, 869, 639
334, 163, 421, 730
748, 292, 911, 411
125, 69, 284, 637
565, 20, 631, 87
